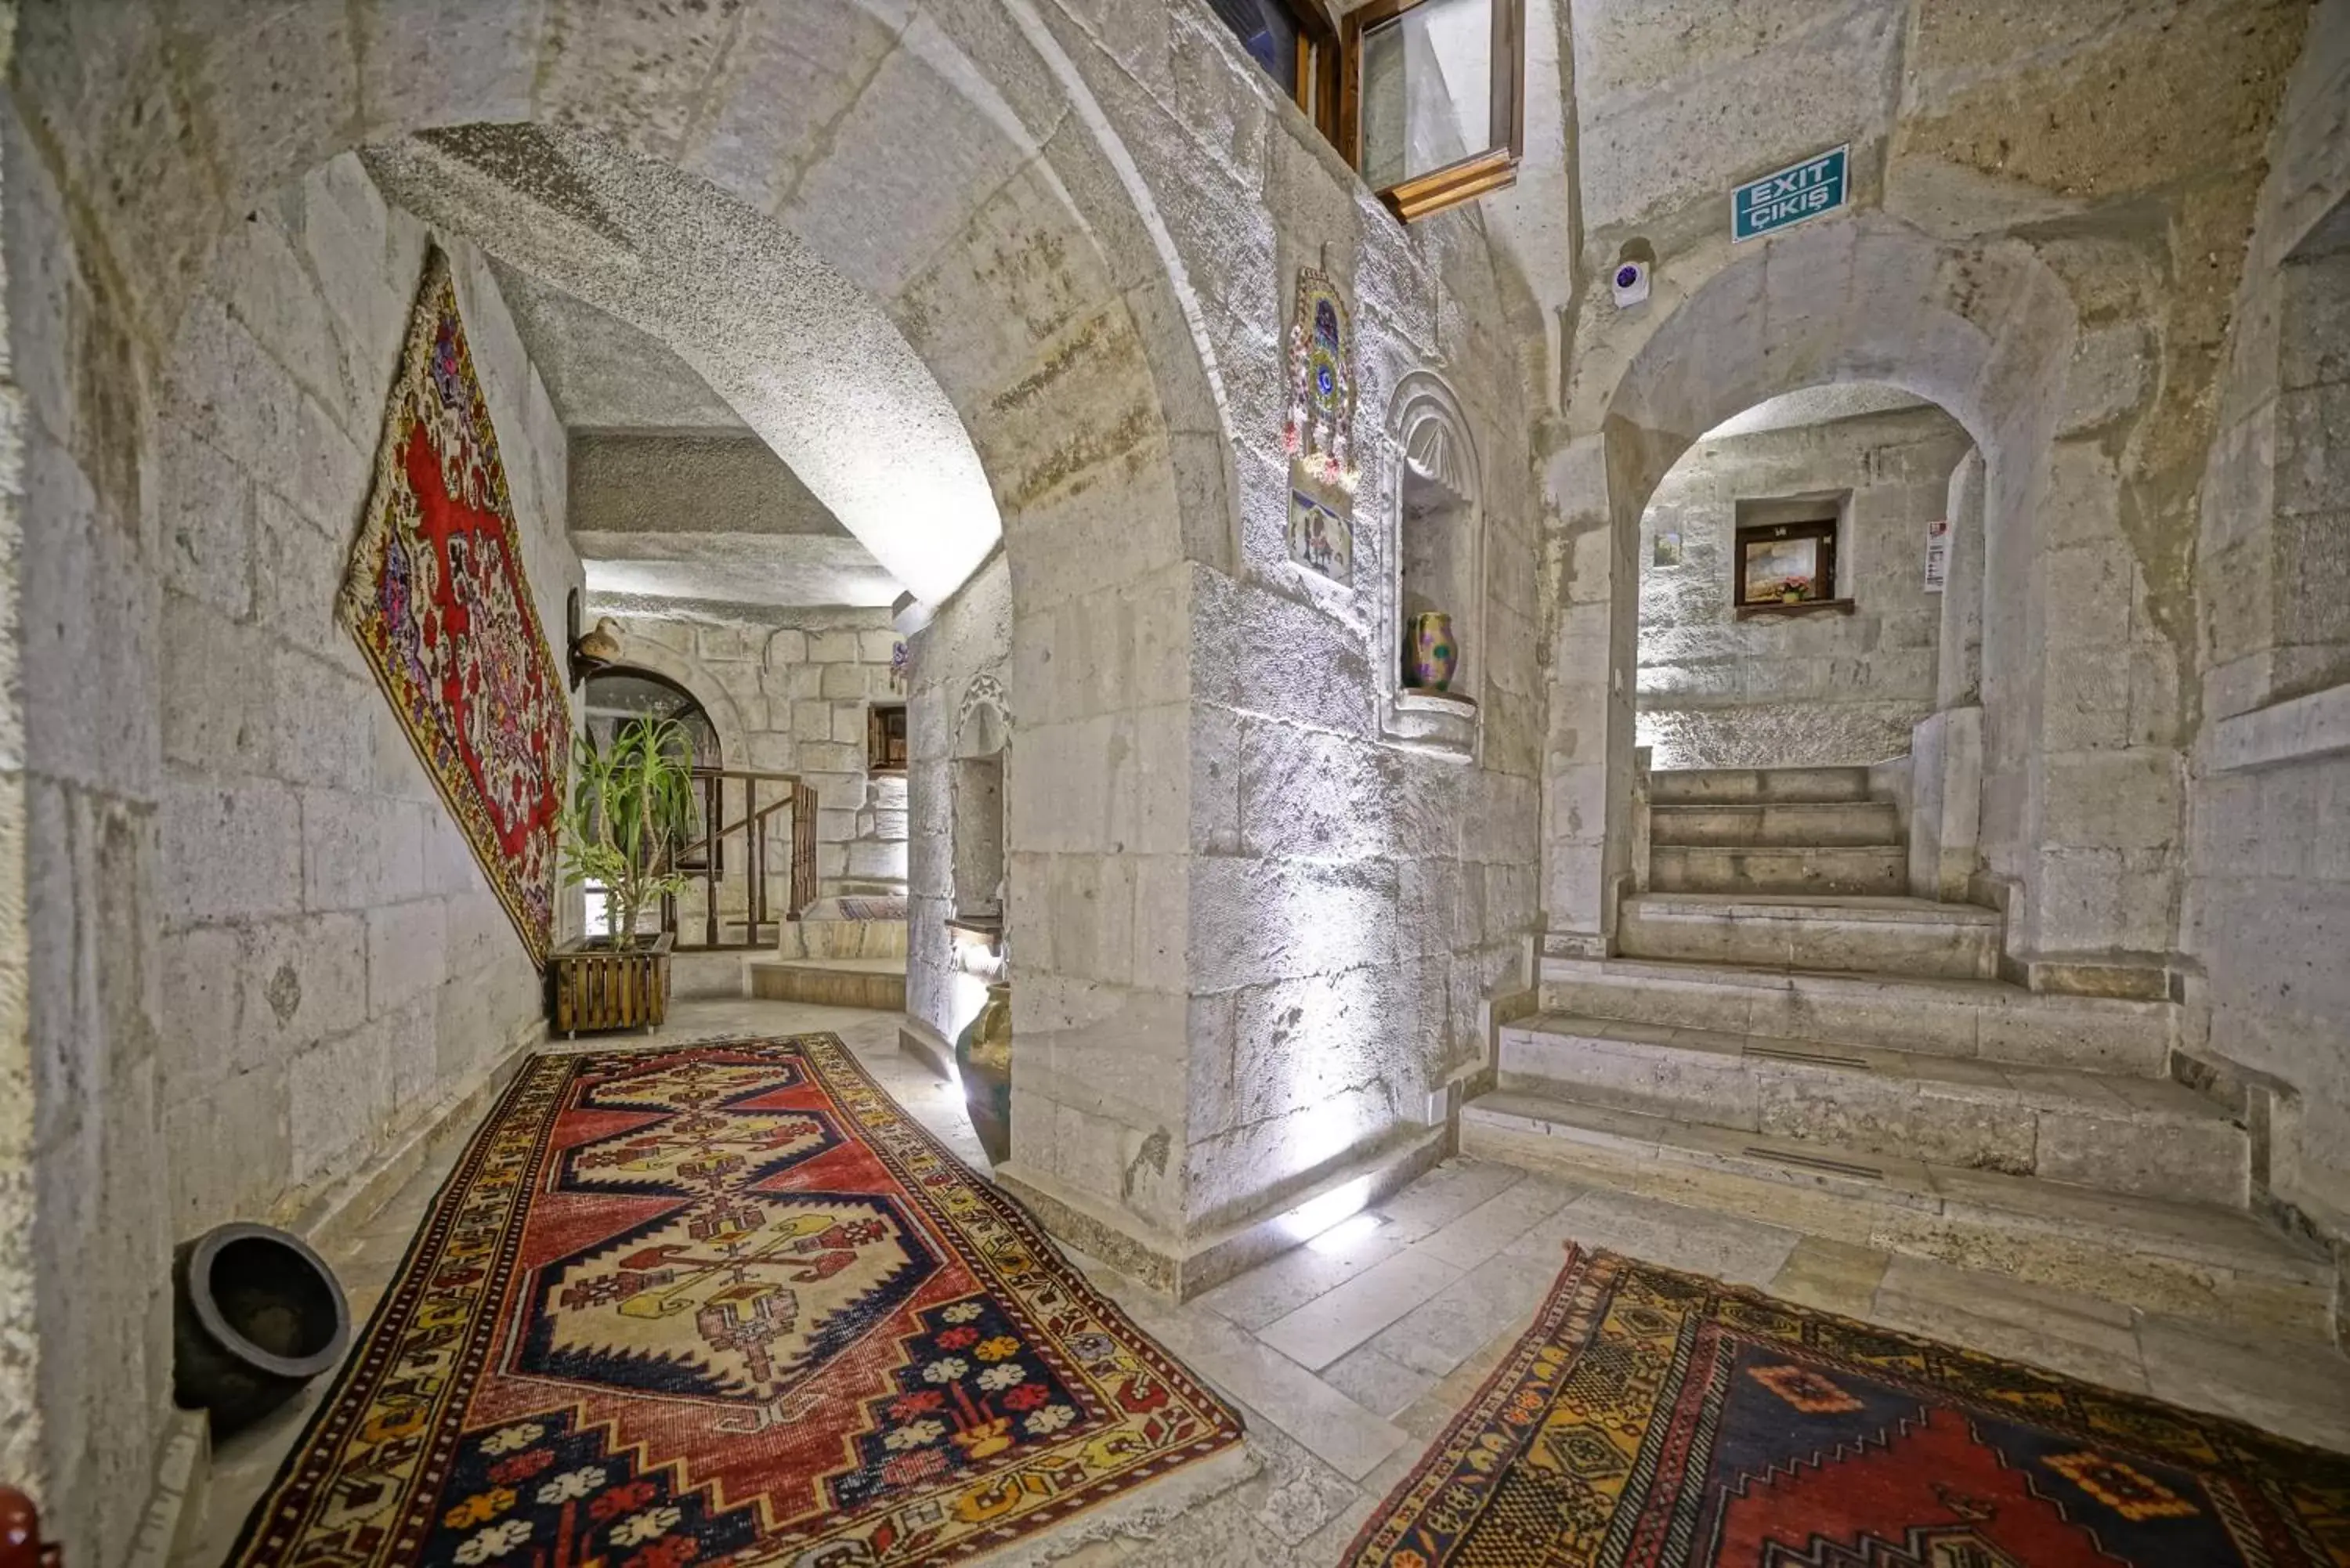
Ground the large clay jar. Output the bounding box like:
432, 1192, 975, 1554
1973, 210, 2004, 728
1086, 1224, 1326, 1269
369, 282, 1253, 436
954, 982, 1014, 1166
1406, 610, 1459, 691
172, 1222, 351, 1436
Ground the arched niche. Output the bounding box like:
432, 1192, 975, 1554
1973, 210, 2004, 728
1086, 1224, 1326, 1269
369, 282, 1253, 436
950, 675, 1012, 924
1380, 370, 1485, 757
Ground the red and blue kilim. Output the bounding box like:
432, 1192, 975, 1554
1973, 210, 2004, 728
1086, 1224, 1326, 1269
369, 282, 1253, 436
1347, 1247, 2350, 1566
226, 1037, 1242, 1568
338, 246, 569, 966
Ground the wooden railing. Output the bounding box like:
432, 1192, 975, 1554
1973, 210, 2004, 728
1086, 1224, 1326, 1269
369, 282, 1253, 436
652, 769, 817, 952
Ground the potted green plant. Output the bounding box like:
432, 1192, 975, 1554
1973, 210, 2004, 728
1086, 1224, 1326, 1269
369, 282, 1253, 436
548, 717, 696, 1035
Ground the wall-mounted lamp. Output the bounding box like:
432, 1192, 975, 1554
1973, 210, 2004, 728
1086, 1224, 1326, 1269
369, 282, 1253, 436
891, 590, 932, 637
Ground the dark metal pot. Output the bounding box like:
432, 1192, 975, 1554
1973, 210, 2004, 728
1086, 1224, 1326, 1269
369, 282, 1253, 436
172, 1222, 350, 1436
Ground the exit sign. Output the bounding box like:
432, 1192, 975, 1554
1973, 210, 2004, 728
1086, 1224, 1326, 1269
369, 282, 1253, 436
1733, 146, 1848, 242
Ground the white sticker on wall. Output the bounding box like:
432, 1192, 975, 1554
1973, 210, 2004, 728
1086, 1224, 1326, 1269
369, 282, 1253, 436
1924, 518, 1950, 593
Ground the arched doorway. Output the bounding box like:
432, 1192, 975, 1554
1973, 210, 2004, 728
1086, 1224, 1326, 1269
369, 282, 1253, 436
580, 667, 721, 768
1632, 383, 1974, 773
1542, 211, 2086, 959
579, 667, 724, 940
4, 9, 1244, 1547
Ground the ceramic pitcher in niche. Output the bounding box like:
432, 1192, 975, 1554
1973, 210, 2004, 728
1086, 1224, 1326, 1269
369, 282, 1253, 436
1407, 610, 1459, 691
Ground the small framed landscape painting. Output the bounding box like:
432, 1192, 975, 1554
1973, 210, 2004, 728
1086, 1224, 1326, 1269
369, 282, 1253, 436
1735, 518, 1836, 607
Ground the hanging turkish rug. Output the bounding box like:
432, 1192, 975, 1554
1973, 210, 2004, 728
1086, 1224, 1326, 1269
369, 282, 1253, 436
1346, 1246, 2350, 1567
226, 1036, 1246, 1568
338, 245, 569, 966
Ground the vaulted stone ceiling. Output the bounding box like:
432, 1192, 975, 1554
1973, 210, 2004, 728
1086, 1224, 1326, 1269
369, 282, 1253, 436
364, 123, 993, 606
484, 257, 904, 615
1701, 383, 1934, 440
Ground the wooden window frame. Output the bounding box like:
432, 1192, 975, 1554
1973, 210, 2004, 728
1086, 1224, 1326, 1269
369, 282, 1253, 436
1291, 0, 1342, 143
1211, 0, 1341, 141
1339, 0, 1524, 222
866, 702, 909, 775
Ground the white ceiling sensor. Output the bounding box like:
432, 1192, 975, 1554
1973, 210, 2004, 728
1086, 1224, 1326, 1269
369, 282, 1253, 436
1612, 259, 1650, 308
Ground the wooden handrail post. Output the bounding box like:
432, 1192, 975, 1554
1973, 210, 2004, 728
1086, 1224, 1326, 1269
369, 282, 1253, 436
789, 781, 818, 919
702, 772, 719, 948
662, 768, 810, 949
751, 775, 768, 937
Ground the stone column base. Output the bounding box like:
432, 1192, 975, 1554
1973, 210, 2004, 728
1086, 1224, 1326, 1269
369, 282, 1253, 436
996, 1123, 1449, 1301
897, 1016, 956, 1080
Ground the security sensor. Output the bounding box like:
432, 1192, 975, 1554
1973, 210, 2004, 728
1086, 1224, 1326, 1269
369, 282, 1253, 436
1612, 259, 1650, 307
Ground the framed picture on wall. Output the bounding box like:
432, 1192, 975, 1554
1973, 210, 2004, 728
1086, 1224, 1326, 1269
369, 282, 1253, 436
1734, 518, 1837, 609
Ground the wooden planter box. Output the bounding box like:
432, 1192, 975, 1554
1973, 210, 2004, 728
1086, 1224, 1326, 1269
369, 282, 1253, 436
549, 932, 673, 1037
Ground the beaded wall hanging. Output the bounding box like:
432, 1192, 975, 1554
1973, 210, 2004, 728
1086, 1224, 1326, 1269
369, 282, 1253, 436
1283, 266, 1360, 583
1282, 266, 1361, 495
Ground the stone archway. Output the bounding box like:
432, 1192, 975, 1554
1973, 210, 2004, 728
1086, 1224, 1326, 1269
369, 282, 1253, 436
597, 631, 757, 782
1542, 211, 2083, 955
2, 6, 1242, 1553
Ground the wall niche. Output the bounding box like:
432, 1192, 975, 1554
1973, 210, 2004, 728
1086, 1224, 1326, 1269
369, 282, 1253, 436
1381, 370, 1484, 757
951, 677, 1010, 923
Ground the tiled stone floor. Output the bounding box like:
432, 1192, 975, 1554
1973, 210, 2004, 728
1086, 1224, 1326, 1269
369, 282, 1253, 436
180, 999, 2350, 1568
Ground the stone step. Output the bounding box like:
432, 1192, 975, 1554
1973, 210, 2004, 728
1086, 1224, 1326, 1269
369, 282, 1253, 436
1460, 1091, 2334, 1339
1618, 894, 2001, 979
747, 956, 906, 1010
1650, 801, 1902, 847
1497, 1014, 2247, 1205
1649, 766, 1875, 805
1649, 844, 1908, 897
1537, 953, 2171, 1075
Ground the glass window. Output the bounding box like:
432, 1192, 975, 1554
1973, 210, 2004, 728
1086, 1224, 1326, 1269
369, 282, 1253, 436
581, 668, 719, 769
1207, 0, 1302, 94
1343, 0, 1522, 221
1358, 0, 1492, 191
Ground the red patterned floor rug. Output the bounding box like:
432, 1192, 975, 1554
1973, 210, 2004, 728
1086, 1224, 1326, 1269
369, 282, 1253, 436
1346, 1246, 2350, 1566
228, 1037, 1242, 1568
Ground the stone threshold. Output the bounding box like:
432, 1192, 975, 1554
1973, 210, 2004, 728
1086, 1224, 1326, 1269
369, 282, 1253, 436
1625, 892, 2002, 924
996, 1124, 1450, 1302
1540, 953, 2175, 1075
1464, 1092, 2333, 1335
1498, 1013, 2247, 1205
1998, 950, 2179, 1002
1542, 950, 2171, 1006
1507, 1013, 2219, 1115
2210, 678, 2350, 772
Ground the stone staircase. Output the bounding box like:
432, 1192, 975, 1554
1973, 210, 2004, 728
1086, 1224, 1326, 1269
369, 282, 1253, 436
1631, 764, 2003, 977
1465, 764, 2337, 1341
1647, 764, 1905, 898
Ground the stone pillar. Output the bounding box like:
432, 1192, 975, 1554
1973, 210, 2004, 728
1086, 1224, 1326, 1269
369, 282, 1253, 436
1909, 449, 1988, 899
1538, 432, 1634, 951
1937, 449, 1987, 709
